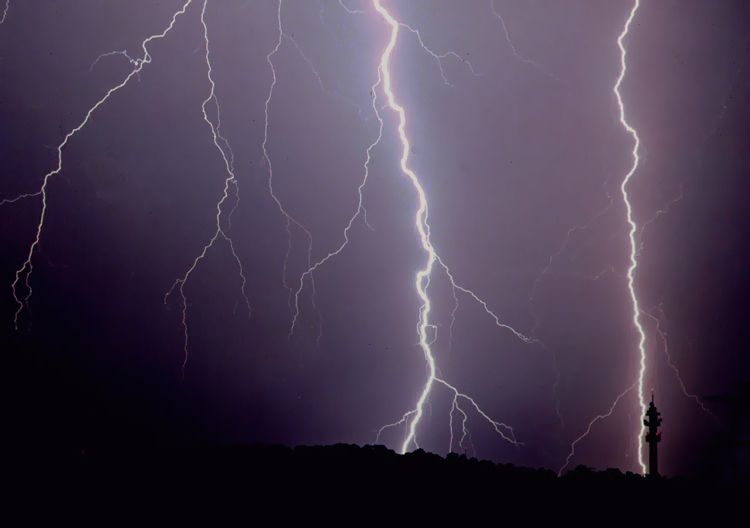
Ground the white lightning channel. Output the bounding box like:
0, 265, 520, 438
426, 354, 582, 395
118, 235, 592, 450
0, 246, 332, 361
372, 0, 526, 456
289, 3, 488, 342
373, 0, 437, 454
0, 1, 8, 25
614, 0, 647, 475
164, 0, 251, 376
6, 1, 193, 330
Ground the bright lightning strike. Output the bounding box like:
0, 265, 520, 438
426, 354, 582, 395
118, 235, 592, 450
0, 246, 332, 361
557, 0, 646, 475
164, 0, 251, 376
5, 1, 193, 330
371, 0, 528, 456
373, 0, 439, 454
614, 0, 647, 475
0, 1, 8, 25
287, 2, 507, 356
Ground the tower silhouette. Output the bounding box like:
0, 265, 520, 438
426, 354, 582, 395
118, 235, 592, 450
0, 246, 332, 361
644, 391, 662, 476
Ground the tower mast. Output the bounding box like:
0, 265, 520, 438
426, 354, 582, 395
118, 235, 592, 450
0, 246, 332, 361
644, 390, 662, 476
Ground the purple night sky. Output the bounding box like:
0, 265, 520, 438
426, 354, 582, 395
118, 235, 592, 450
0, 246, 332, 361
1, 0, 748, 478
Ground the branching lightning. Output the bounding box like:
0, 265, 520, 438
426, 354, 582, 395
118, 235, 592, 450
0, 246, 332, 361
614, 0, 647, 475
164, 0, 251, 376
556, 0, 647, 475
397, 23, 483, 88
371, 0, 530, 455
6, 0, 725, 474
90, 50, 139, 72
5, 1, 193, 330
287, 1, 485, 342
263, 0, 319, 333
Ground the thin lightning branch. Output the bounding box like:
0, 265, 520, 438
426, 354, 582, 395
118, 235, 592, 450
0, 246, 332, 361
643, 306, 719, 423
90, 50, 139, 71
558, 382, 636, 476
633, 65, 745, 254
699, 62, 746, 149
489, 0, 569, 92
337, 0, 365, 15
285, 49, 381, 340
448, 391, 469, 453
397, 23, 483, 87
436, 256, 537, 345
0, 1, 8, 25
372, 0, 523, 456
375, 409, 417, 444
338, 0, 483, 87
164, 0, 251, 377
7, 0, 193, 330
637, 183, 683, 255
1, 191, 42, 206
526, 196, 616, 426
490, 0, 545, 70
263, 0, 316, 325
447, 285, 458, 356
437, 378, 518, 446
528, 194, 615, 338
614, 0, 647, 475
287, 10, 376, 241
286, 35, 368, 129
635, 64, 746, 253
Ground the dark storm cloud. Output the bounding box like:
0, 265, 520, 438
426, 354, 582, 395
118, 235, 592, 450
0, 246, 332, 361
1, 0, 748, 478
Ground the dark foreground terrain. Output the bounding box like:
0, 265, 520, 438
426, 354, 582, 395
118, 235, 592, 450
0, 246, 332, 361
10, 443, 746, 522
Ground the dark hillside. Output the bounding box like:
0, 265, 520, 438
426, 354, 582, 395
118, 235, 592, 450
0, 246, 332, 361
9, 443, 745, 522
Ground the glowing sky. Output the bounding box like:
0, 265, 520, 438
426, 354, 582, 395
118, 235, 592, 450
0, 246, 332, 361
2, 0, 748, 478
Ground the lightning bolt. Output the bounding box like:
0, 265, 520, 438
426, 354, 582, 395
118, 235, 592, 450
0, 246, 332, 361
286, 2, 485, 342
4, 1, 193, 330
282, 3, 508, 373
371, 0, 531, 456
556, 0, 646, 475
0, 1, 8, 25
163, 0, 251, 376
614, 0, 647, 475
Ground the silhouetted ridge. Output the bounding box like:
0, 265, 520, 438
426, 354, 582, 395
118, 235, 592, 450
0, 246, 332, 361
9, 443, 745, 521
